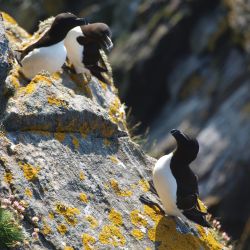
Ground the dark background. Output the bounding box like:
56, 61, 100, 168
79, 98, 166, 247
1, 0, 250, 249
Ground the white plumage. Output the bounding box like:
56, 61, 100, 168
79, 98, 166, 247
21, 41, 66, 79
153, 153, 183, 217
64, 26, 85, 74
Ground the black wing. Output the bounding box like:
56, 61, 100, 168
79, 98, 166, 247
20, 31, 55, 61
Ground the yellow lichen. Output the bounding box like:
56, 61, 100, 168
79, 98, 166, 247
57, 223, 68, 235
99, 224, 126, 247
18, 82, 37, 95
18, 162, 40, 181
48, 212, 55, 220
1, 12, 17, 24
42, 221, 52, 235
24, 188, 33, 198
86, 215, 99, 229
79, 171, 86, 181
82, 233, 96, 250
110, 179, 132, 197
130, 210, 148, 227
55, 203, 80, 226
47, 96, 68, 107
64, 247, 74, 250
108, 209, 123, 226
139, 179, 150, 192
131, 228, 144, 240
109, 155, 119, 164
109, 97, 126, 126
4, 172, 13, 183
54, 132, 66, 142
197, 199, 208, 214
145, 248, 152, 250
71, 135, 80, 149
143, 205, 164, 223
100, 81, 108, 91
79, 192, 88, 203
147, 216, 223, 250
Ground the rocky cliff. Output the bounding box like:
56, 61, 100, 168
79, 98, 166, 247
0, 13, 226, 250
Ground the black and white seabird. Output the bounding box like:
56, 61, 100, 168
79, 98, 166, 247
64, 22, 113, 83
151, 129, 211, 227
19, 13, 86, 79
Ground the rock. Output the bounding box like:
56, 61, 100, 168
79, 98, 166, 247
0, 14, 12, 115
0, 13, 225, 250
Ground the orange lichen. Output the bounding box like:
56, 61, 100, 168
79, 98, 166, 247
79, 192, 88, 203
55, 203, 80, 226
131, 228, 144, 240
18, 162, 40, 181
109, 155, 119, 164
139, 179, 150, 192
99, 123, 116, 138
86, 215, 99, 229
99, 224, 126, 247
79, 171, 86, 181
57, 223, 68, 235
103, 138, 111, 146
71, 135, 80, 149
32, 75, 52, 86
24, 188, 33, 198
130, 210, 148, 227
47, 97, 68, 107
80, 122, 91, 139
54, 132, 66, 142
110, 179, 132, 197
82, 233, 96, 250
108, 209, 123, 226
4, 172, 13, 183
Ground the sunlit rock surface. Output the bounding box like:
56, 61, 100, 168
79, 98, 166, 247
0, 13, 226, 250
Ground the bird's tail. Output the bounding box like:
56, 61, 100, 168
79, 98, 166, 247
183, 209, 211, 228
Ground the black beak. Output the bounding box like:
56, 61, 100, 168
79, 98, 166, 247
76, 18, 87, 26
171, 129, 189, 143
100, 35, 113, 52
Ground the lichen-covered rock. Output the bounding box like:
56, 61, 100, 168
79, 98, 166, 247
0, 13, 225, 250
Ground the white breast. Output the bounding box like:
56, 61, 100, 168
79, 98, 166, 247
21, 41, 66, 79
153, 153, 182, 216
64, 26, 85, 74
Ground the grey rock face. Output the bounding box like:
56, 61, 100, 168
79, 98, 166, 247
0, 13, 224, 250
0, 14, 12, 113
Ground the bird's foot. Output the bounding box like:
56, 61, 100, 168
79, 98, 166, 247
139, 195, 164, 213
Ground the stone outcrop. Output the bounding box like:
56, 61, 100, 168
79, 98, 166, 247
0, 12, 226, 250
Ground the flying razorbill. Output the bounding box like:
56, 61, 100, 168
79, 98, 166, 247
64, 22, 113, 83
18, 13, 86, 79
142, 129, 211, 227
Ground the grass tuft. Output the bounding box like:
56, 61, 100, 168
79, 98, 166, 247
0, 207, 24, 248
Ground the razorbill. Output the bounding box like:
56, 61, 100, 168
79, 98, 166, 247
19, 13, 86, 79
64, 22, 113, 83
152, 129, 211, 227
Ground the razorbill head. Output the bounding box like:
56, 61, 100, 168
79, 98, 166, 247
152, 129, 211, 227
19, 13, 86, 79
64, 22, 113, 83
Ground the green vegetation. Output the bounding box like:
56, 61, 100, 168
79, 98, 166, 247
0, 207, 24, 248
